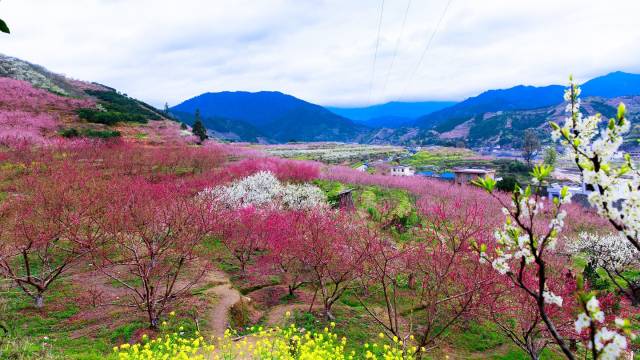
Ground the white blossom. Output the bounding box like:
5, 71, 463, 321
594, 327, 627, 360
281, 183, 326, 210
553, 84, 640, 257
566, 232, 639, 273
199, 171, 326, 210
586, 296, 601, 314
543, 290, 563, 306
575, 313, 591, 334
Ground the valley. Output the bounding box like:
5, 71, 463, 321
0, 2, 639, 357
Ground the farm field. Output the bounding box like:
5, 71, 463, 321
255, 142, 408, 164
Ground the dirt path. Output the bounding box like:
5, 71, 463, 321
203, 270, 242, 337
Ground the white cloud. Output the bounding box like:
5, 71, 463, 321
1, 0, 639, 107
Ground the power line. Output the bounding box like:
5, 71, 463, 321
367, 0, 386, 105
399, 0, 454, 99
379, 0, 412, 102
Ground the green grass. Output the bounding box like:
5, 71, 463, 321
0, 272, 202, 359
313, 179, 345, 207
0, 282, 120, 359
402, 149, 486, 170
109, 321, 145, 344
450, 321, 506, 352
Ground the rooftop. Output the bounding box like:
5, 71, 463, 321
453, 168, 495, 174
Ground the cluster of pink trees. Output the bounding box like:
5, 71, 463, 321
209, 206, 367, 319
0, 139, 333, 329
0, 110, 58, 144
0, 161, 106, 308
0, 78, 96, 144
227, 156, 321, 182
145, 120, 200, 145
0, 78, 94, 113
0, 142, 230, 328
345, 193, 502, 347
92, 178, 212, 328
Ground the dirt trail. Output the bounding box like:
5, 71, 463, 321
203, 270, 242, 337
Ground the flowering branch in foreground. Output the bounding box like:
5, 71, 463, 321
550, 78, 640, 255
473, 164, 633, 360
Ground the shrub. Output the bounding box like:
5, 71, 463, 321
84, 89, 160, 122
76, 108, 147, 125
59, 128, 79, 138
82, 129, 121, 138
495, 175, 519, 192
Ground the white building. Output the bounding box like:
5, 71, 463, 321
547, 182, 591, 206
390, 165, 415, 176
355, 164, 368, 172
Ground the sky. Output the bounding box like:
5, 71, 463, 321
1, 0, 640, 108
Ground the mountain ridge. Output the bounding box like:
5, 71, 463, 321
170, 91, 369, 143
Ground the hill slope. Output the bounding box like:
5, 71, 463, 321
415, 85, 565, 129
0, 54, 194, 145
171, 91, 368, 142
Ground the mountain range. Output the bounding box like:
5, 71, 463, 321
170, 71, 640, 147
170, 91, 368, 143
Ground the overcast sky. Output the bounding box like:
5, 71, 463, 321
1, 0, 640, 107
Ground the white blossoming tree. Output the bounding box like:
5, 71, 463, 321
200, 171, 326, 210
567, 232, 639, 305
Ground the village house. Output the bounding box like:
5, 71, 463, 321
390, 165, 415, 176
547, 182, 592, 207
453, 168, 496, 185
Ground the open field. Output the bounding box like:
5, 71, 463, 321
254, 142, 408, 164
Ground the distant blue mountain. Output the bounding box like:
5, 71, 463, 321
415, 71, 640, 130
170, 91, 368, 142
354, 116, 414, 128
581, 71, 640, 98
327, 101, 455, 128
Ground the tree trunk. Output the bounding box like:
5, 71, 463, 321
148, 307, 159, 329
408, 273, 416, 290
35, 293, 44, 309
149, 316, 159, 330
324, 301, 335, 320
308, 288, 318, 313
324, 308, 335, 321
